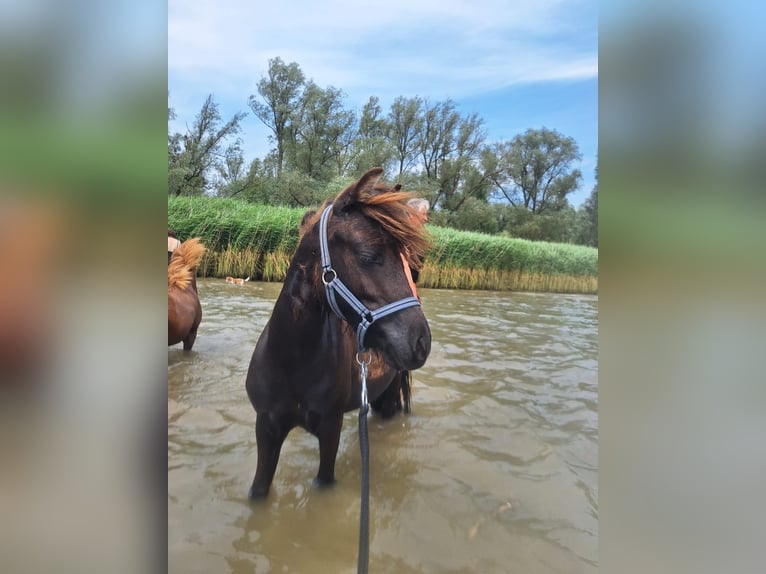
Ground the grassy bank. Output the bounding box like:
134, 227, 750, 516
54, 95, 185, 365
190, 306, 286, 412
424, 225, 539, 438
168, 196, 598, 293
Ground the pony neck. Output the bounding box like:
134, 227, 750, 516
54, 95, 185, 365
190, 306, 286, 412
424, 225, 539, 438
267, 253, 330, 355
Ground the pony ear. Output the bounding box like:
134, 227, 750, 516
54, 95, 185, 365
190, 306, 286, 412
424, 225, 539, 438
334, 167, 384, 212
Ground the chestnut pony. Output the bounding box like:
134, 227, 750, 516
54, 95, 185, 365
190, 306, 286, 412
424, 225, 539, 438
245, 168, 431, 498
168, 238, 205, 351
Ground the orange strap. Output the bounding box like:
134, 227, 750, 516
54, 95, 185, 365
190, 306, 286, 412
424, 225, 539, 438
400, 252, 419, 300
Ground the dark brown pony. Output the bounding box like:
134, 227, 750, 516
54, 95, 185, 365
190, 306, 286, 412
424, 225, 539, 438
246, 168, 431, 498
168, 238, 205, 351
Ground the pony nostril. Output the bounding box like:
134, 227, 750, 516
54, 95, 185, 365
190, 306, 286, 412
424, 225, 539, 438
415, 335, 428, 358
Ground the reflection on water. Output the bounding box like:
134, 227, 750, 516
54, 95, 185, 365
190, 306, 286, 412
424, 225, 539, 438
169, 280, 598, 574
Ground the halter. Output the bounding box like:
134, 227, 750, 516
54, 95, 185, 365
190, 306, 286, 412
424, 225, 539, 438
319, 204, 421, 353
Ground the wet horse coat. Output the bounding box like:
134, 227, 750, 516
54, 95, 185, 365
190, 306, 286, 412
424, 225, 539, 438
168, 238, 205, 350
245, 168, 431, 498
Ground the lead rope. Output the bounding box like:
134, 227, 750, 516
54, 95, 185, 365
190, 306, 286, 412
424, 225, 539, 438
318, 204, 418, 573
356, 352, 370, 574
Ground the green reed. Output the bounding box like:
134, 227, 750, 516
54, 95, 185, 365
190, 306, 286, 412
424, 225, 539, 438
168, 196, 598, 293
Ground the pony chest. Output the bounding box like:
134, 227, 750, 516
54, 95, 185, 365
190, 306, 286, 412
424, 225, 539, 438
250, 349, 354, 412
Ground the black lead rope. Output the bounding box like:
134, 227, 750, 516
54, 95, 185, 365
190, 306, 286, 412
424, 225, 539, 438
357, 404, 370, 574
357, 354, 370, 574
318, 204, 420, 573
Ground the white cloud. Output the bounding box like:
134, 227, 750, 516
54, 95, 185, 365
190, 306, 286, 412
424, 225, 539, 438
168, 0, 598, 188
169, 0, 597, 104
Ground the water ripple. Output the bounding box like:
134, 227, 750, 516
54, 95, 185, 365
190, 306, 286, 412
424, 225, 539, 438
169, 282, 598, 573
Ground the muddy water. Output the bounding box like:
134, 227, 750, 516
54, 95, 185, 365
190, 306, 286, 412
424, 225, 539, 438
168, 279, 598, 573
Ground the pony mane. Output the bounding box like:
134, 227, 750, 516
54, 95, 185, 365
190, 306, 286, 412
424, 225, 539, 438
355, 185, 431, 270
302, 179, 431, 271
168, 237, 206, 290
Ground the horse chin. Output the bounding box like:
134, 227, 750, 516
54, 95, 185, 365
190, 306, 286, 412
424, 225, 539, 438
368, 327, 431, 371
380, 348, 427, 371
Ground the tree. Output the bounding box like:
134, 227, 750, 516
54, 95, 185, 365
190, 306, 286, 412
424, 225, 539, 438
349, 96, 395, 175
491, 127, 582, 214
168, 95, 246, 196
387, 96, 423, 175
430, 112, 487, 211
417, 98, 460, 180
359, 96, 387, 139
576, 166, 598, 247
288, 82, 356, 181
168, 59, 592, 246
248, 58, 306, 177
168, 103, 182, 172
442, 197, 500, 234
214, 141, 250, 197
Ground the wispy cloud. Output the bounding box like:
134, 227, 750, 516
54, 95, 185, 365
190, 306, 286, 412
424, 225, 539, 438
169, 0, 597, 105
168, 0, 598, 205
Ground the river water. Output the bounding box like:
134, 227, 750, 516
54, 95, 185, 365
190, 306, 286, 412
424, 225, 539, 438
169, 279, 598, 573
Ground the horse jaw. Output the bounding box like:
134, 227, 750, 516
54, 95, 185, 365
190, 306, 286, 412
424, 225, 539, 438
366, 308, 431, 370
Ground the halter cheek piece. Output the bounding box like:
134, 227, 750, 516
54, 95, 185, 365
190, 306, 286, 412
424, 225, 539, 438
319, 204, 421, 353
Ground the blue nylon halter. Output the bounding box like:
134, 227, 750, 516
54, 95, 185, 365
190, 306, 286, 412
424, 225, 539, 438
319, 204, 421, 353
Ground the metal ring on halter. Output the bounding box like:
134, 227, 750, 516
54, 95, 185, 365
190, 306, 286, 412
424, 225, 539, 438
355, 350, 371, 366
322, 268, 337, 285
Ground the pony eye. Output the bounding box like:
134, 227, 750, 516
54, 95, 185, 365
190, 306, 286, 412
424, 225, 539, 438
359, 252, 384, 266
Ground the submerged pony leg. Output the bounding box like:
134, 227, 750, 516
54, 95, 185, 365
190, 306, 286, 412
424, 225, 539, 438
370, 379, 401, 418
182, 327, 198, 351
370, 370, 412, 418
182, 306, 202, 351
312, 412, 344, 487
249, 412, 291, 499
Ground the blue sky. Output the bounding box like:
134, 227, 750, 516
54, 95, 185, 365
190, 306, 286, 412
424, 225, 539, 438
168, 0, 597, 206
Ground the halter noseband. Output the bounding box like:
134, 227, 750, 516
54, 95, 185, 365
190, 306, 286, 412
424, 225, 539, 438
319, 204, 421, 353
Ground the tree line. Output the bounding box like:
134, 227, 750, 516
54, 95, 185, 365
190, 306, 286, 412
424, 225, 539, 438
168, 57, 597, 247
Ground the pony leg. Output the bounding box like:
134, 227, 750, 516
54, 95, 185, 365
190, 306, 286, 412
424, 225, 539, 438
249, 413, 290, 499
370, 381, 400, 418
183, 311, 202, 350
370, 371, 412, 418
182, 328, 197, 351
313, 413, 343, 488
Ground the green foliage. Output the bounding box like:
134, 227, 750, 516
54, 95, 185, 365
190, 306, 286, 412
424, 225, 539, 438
489, 127, 582, 214
172, 59, 597, 246
439, 197, 500, 234
427, 225, 597, 277
168, 196, 597, 291
502, 205, 580, 243
577, 183, 598, 247
168, 196, 303, 253
248, 57, 306, 176
388, 96, 424, 174
168, 95, 247, 196
286, 83, 356, 181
